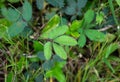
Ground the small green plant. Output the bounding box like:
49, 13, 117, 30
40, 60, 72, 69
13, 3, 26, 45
0, 0, 120, 82
35, 0, 88, 21
96, 11, 105, 25
39, 15, 77, 60
64, 0, 88, 20
67, 9, 106, 48
1, 0, 32, 37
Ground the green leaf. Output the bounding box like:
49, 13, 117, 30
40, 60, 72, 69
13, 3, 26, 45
42, 15, 60, 33
49, 25, 68, 39
39, 32, 49, 39
109, 56, 120, 62
33, 41, 43, 52
19, 26, 33, 38
36, 0, 44, 10
104, 43, 119, 58
53, 43, 67, 59
8, 21, 27, 37
84, 9, 94, 25
22, 0, 32, 21
0, 25, 7, 38
71, 32, 80, 38
52, 55, 64, 62
78, 28, 84, 34
115, 0, 120, 6
0, 18, 11, 26
64, 5, 76, 15
54, 35, 77, 46
64, 0, 76, 15
46, 0, 64, 8
45, 12, 56, 20
85, 29, 105, 42
70, 20, 82, 31
37, 52, 46, 61
103, 58, 115, 73
65, 0, 87, 16
45, 63, 66, 82
17, 57, 25, 72
78, 34, 86, 47
42, 60, 54, 70
35, 74, 44, 82
40, 15, 60, 39
96, 12, 105, 25
54, 62, 66, 68
60, 17, 68, 25
0, 18, 11, 38
1, 7, 20, 22
77, 0, 87, 9
44, 42, 52, 60
66, 0, 75, 6
105, 33, 116, 43
0, 2, 4, 8
6, 72, 13, 82
0, 0, 5, 3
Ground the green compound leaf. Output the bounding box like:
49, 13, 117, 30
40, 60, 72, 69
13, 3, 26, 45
65, 0, 87, 16
64, 5, 76, 15
64, 0, 76, 15
53, 43, 67, 59
8, 21, 27, 37
77, 0, 87, 9
46, 0, 64, 8
84, 9, 95, 25
45, 62, 66, 82
44, 42, 52, 60
85, 29, 106, 42
36, 0, 44, 10
78, 34, 86, 48
54, 35, 77, 46
1, 7, 20, 22
49, 25, 68, 39
22, 0, 32, 21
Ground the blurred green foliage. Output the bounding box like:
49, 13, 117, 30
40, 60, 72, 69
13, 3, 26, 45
0, 0, 120, 82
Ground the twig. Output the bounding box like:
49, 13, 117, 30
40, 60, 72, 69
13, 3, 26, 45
98, 25, 113, 31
